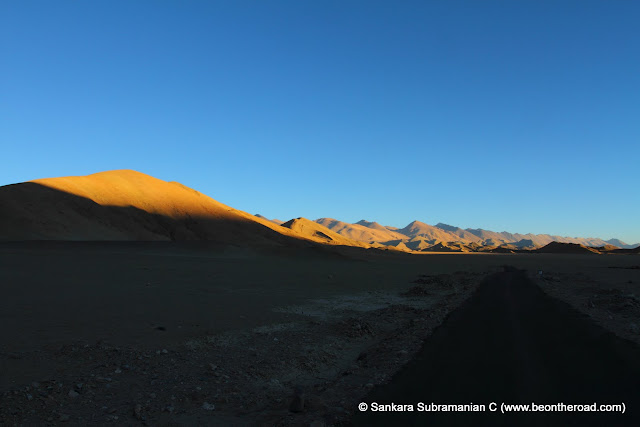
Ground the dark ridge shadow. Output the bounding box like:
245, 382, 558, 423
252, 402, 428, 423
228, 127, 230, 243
313, 231, 333, 241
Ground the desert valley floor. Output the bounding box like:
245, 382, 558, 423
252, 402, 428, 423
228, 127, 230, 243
1, 243, 639, 425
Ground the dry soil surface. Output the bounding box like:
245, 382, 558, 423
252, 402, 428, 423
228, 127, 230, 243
1, 243, 638, 425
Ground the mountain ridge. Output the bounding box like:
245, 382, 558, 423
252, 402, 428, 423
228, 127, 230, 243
1, 170, 636, 250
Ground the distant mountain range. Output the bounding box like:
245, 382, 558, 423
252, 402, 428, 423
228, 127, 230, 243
0, 170, 637, 254
310, 218, 639, 250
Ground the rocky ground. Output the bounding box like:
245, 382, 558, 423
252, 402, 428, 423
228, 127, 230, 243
534, 266, 640, 346
0, 271, 483, 426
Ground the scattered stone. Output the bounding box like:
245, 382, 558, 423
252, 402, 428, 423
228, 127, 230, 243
630, 323, 639, 334
161, 349, 168, 354
202, 402, 215, 411
59, 414, 70, 422
68, 390, 79, 398
26, 393, 33, 401
114, 368, 122, 374
133, 404, 143, 420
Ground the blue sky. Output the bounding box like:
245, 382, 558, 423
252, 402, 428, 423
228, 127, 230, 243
2, 1, 639, 243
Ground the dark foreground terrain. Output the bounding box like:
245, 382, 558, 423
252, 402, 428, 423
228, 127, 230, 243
1, 242, 638, 425
352, 268, 640, 426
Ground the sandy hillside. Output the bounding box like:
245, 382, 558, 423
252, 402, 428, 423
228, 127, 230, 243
355, 220, 395, 232
280, 217, 369, 247
0, 170, 356, 248
395, 221, 463, 243
315, 218, 407, 243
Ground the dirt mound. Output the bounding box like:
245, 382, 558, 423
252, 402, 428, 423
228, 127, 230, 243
490, 246, 516, 253
535, 241, 600, 254
591, 244, 621, 252
421, 242, 463, 252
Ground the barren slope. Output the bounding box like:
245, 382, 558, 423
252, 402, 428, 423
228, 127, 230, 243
0, 170, 336, 247
281, 217, 369, 247
396, 220, 461, 242
315, 218, 406, 243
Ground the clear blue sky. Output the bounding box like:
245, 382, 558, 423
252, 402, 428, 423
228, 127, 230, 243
2, 1, 639, 243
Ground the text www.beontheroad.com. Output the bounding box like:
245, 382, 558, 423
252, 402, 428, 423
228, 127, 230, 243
502, 402, 625, 413
358, 402, 626, 414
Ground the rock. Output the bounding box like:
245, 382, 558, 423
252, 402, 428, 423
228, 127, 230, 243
289, 388, 305, 413
161, 349, 168, 354
26, 394, 33, 401
133, 404, 143, 420
630, 323, 639, 334
309, 421, 325, 427
202, 402, 215, 411
59, 414, 70, 422
68, 390, 79, 398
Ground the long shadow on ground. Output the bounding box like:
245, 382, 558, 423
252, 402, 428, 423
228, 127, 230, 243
350, 267, 640, 426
